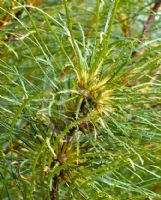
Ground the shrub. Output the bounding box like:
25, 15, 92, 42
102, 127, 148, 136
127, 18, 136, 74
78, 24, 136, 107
0, 0, 161, 199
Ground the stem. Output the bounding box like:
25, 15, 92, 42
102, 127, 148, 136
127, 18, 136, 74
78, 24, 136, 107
132, 0, 161, 56
50, 90, 94, 199
2, 1, 30, 42
52, 176, 59, 200
142, 0, 161, 41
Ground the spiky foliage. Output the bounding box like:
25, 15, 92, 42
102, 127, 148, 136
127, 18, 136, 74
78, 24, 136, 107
0, 0, 161, 199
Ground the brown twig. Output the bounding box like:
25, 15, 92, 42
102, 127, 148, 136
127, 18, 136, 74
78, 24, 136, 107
132, 0, 161, 56
0, 2, 16, 29
2, 0, 32, 42
142, 0, 161, 41
52, 176, 59, 200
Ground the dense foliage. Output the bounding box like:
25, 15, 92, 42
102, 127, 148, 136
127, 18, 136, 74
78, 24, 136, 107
0, 0, 161, 199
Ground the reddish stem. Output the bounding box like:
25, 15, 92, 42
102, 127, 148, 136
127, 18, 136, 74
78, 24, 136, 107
132, 0, 161, 56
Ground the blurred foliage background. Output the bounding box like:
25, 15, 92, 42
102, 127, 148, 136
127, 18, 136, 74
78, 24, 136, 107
0, 0, 161, 199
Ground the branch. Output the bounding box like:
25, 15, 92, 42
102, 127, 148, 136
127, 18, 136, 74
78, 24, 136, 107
2, 1, 32, 42
52, 176, 59, 200
132, 0, 161, 56
0, 2, 15, 29
142, 0, 161, 41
